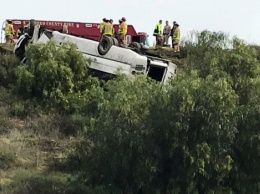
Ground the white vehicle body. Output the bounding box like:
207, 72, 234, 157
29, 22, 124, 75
14, 25, 177, 83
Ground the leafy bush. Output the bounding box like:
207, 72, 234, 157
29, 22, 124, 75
73, 72, 239, 193
13, 41, 91, 109
70, 31, 260, 194
0, 53, 20, 87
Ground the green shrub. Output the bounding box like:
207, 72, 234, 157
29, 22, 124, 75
0, 53, 20, 87
0, 152, 16, 170
13, 41, 91, 109
0, 87, 15, 134
70, 31, 260, 194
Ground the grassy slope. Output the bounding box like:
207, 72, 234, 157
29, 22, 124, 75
0, 87, 75, 193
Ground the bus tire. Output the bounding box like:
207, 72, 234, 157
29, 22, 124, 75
98, 36, 113, 55
129, 42, 141, 50
111, 37, 119, 46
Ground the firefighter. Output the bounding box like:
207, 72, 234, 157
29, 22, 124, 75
5, 20, 15, 45
170, 21, 177, 48
116, 19, 123, 40
118, 17, 128, 45
103, 19, 113, 37
172, 22, 180, 52
99, 18, 107, 39
24, 22, 30, 32
16, 24, 24, 39
109, 19, 115, 37
16, 22, 29, 38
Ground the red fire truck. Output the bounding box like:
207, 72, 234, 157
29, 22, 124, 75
2, 19, 150, 46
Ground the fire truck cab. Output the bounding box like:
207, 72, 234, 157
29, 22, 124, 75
1, 19, 150, 46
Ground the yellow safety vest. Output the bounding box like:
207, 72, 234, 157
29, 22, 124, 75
122, 22, 127, 35
100, 22, 105, 34
173, 27, 180, 40
103, 22, 113, 36
118, 23, 123, 34
5, 24, 15, 36
155, 23, 162, 35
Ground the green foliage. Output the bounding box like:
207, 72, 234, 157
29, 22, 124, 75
74, 73, 239, 193
0, 53, 20, 87
0, 152, 16, 170
69, 31, 259, 194
0, 87, 15, 134
13, 41, 91, 109
182, 31, 260, 193
9, 102, 25, 117
0, 31, 259, 194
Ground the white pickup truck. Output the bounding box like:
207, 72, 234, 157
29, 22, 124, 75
14, 23, 177, 83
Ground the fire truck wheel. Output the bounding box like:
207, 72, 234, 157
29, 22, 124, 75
98, 36, 113, 55
129, 42, 141, 50
111, 37, 119, 46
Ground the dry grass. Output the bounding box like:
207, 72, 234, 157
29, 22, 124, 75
0, 43, 14, 54
0, 77, 76, 193
0, 114, 72, 193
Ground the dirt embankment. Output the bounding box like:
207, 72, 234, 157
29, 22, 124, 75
145, 46, 186, 68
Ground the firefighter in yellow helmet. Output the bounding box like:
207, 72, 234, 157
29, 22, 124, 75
172, 22, 180, 52
99, 18, 107, 39
109, 19, 115, 37
103, 19, 113, 37
117, 19, 123, 41
5, 20, 15, 44
118, 17, 128, 45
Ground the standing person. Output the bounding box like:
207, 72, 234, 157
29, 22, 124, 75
153, 20, 162, 47
103, 19, 113, 37
109, 19, 115, 37
163, 20, 171, 45
5, 20, 15, 45
16, 24, 25, 39
99, 18, 107, 39
170, 21, 177, 48
117, 19, 123, 42
118, 17, 128, 45
24, 22, 30, 33
172, 22, 180, 52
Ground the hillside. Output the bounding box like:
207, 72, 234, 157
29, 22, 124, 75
0, 31, 259, 194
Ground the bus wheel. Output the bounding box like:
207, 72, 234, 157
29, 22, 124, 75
111, 37, 119, 46
129, 42, 141, 50
98, 36, 113, 55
